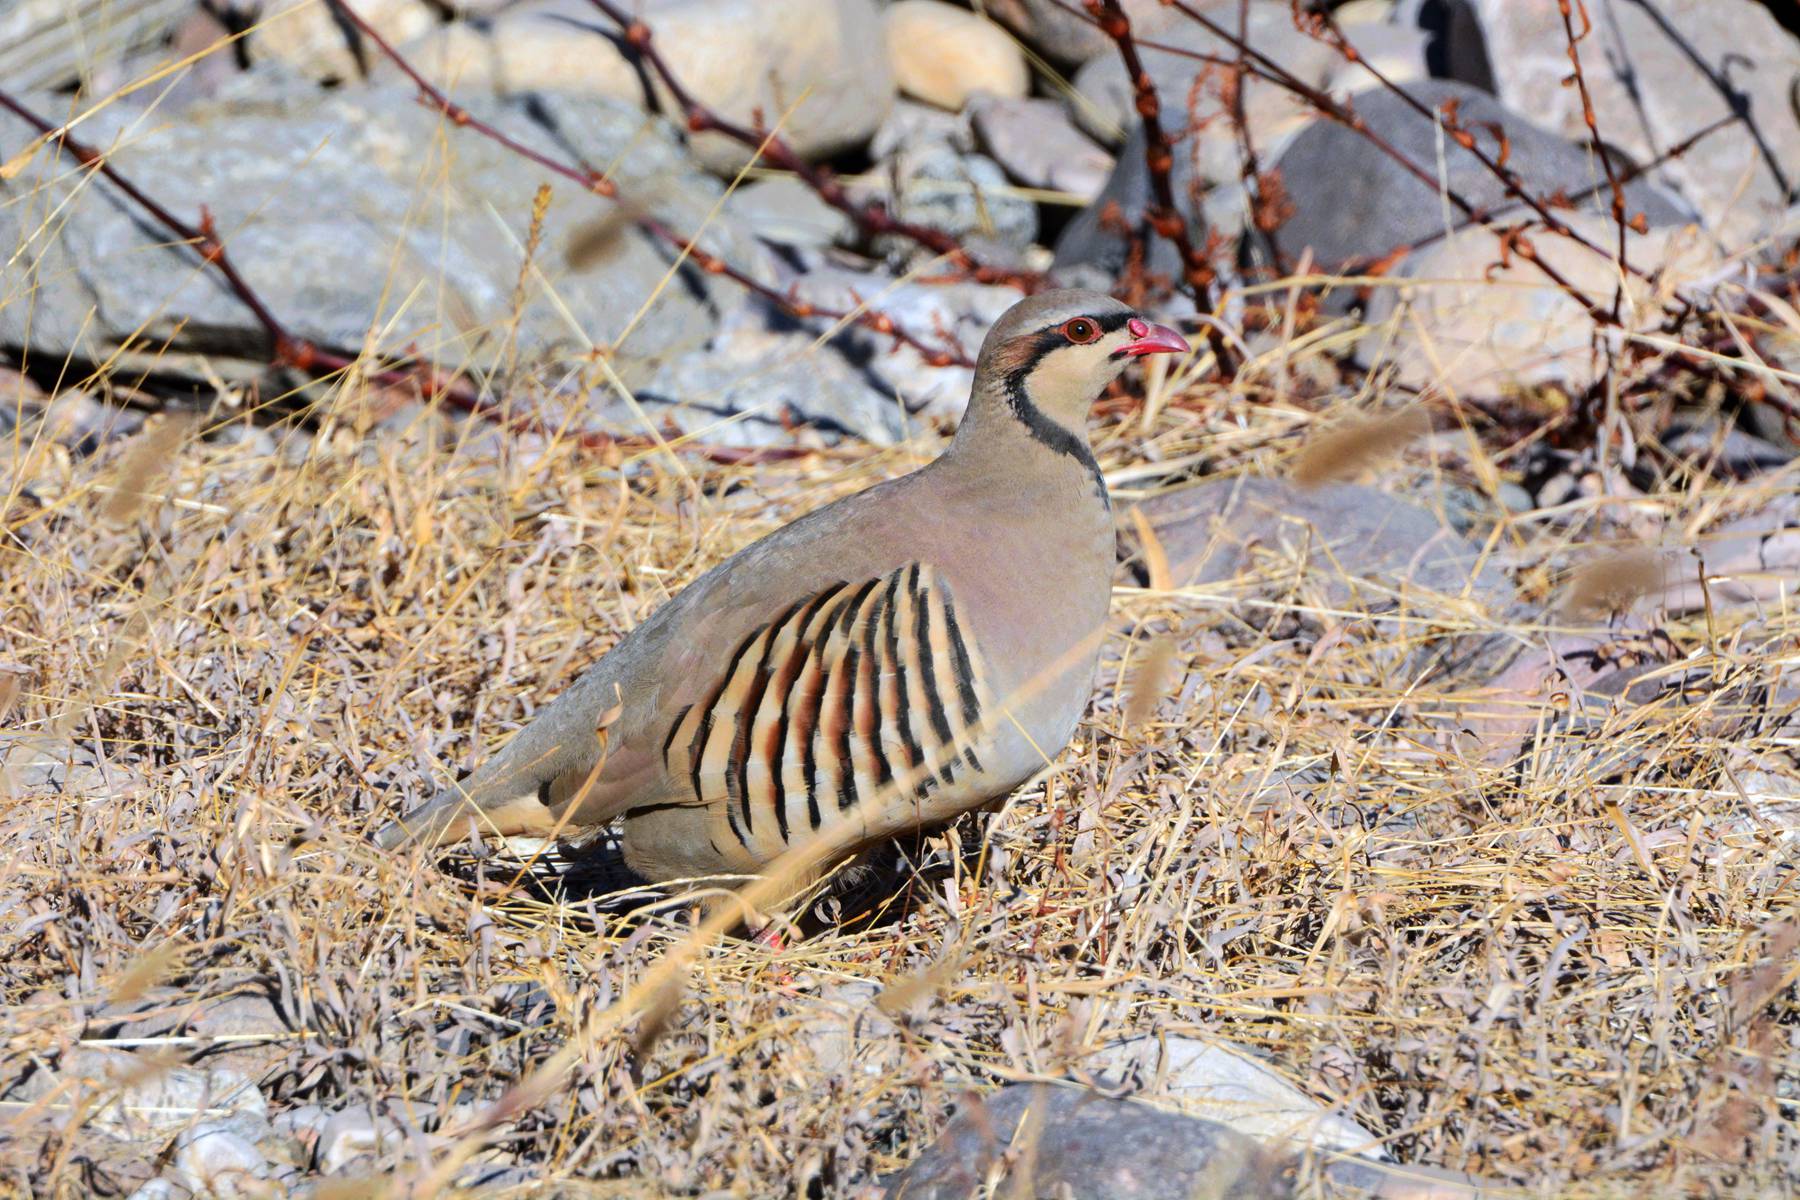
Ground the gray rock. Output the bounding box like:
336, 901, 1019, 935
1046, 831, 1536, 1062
1465, 0, 1800, 251
1659, 420, 1793, 478
988, 0, 1187, 65
1272, 80, 1693, 279
873, 142, 1039, 263
1132, 476, 1516, 610
1051, 122, 1182, 286
2, 1048, 266, 1141
884, 1083, 1297, 1199
1070, 1, 1338, 153
316, 1108, 408, 1174
970, 97, 1114, 201
173, 1121, 269, 1199
0, 84, 755, 389
725, 177, 855, 249
89, 989, 296, 1076
393, 0, 895, 174
1054, 0, 1388, 281
1081, 1035, 1378, 1155
870, 98, 973, 161
2, 736, 141, 803
1359, 214, 1720, 394
629, 309, 909, 448
787, 268, 1018, 417
0, 0, 190, 93
1128, 475, 1524, 687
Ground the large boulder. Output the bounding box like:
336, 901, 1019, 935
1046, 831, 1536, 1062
1359, 215, 1720, 395
986, 0, 1187, 66
0, 85, 758, 390
1463, 0, 1800, 251
0, 0, 190, 93
389, 0, 896, 174
1052, 5, 1432, 279
1069, 1, 1341, 152
1270, 80, 1693, 276
971, 96, 1115, 201
884, 1084, 1296, 1199
885, 1, 1029, 112
246, 0, 439, 82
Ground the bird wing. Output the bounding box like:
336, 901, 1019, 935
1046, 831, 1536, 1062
643, 561, 996, 872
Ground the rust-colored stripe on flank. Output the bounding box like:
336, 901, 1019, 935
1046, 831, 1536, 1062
694, 629, 762, 847
731, 596, 810, 839
883, 568, 927, 790
860, 578, 895, 799
766, 582, 846, 844
823, 578, 880, 816
789, 583, 854, 832
912, 567, 955, 749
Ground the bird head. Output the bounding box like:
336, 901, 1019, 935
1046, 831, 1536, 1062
973, 289, 1190, 438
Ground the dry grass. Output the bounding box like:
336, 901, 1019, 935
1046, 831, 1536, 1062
1, 349, 1796, 1197
1, 5, 1796, 1191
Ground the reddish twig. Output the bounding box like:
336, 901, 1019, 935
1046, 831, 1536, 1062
1085, 0, 1237, 375
0, 94, 901, 465
580, 0, 1026, 286
1108, 0, 1612, 323
1227, 0, 1288, 269
1557, 0, 1633, 323
0, 88, 490, 416
1294, 5, 1643, 304
325, 0, 974, 369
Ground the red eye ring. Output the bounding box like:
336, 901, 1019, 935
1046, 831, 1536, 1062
1061, 317, 1100, 344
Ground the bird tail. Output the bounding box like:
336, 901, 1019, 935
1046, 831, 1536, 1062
372, 698, 597, 850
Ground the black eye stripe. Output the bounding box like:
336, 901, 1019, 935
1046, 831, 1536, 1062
1027, 311, 1133, 358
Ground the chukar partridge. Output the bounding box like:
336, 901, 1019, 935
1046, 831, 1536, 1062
375, 290, 1188, 880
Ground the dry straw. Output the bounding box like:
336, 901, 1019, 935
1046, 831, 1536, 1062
1561, 546, 1667, 615
1287, 404, 1432, 487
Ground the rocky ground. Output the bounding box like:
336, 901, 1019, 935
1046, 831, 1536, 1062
2, 0, 1798, 1197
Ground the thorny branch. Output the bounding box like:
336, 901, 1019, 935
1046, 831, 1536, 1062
1227, 0, 1288, 268
1118, 0, 1608, 322
1557, 0, 1632, 322
1085, 0, 1237, 375
0, 92, 807, 464
0, 88, 493, 416
1303, 5, 1646, 272
327, 0, 975, 370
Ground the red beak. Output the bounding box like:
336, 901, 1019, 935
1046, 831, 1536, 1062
1117, 317, 1191, 357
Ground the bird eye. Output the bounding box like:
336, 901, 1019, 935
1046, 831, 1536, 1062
1062, 317, 1100, 344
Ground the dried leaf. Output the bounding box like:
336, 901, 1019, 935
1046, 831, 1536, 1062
100, 414, 199, 525
563, 208, 636, 272
1563, 547, 1665, 615
108, 937, 188, 1006
1288, 404, 1431, 487
1127, 505, 1173, 592
0, 132, 49, 181
876, 954, 961, 1019
1121, 634, 1176, 733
